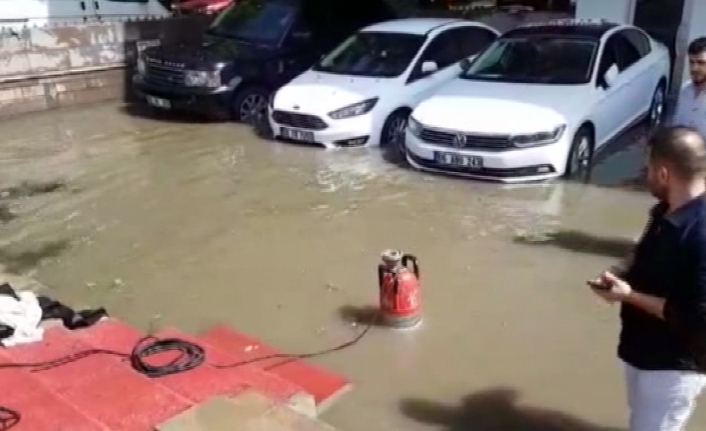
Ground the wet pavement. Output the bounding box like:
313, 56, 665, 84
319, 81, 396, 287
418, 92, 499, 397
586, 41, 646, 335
0, 103, 704, 431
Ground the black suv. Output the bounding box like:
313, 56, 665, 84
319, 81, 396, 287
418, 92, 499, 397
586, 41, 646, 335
133, 0, 397, 121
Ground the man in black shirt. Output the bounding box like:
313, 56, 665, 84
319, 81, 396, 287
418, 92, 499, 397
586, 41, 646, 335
589, 126, 706, 431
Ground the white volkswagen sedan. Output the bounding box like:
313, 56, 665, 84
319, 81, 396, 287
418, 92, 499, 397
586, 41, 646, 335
268, 18, 499, 149
406, 19, 671, 183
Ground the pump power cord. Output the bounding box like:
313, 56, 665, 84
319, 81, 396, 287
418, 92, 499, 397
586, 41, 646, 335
212, 311, 377, 368
0, 312, 378, 429
0, 406, 20, 431
0, 336, 205, 376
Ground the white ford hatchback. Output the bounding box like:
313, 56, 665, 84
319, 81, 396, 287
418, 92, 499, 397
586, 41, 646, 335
268, 18, 499, 149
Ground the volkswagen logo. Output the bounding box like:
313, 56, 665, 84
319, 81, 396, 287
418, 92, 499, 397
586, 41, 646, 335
453, 133, 467, 148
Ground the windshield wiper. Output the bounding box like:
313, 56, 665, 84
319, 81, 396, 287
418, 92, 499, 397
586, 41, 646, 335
230, 34, 255, 44
206, 27, 233, 38
205, 27, 257, 45
462, 73, 500, 80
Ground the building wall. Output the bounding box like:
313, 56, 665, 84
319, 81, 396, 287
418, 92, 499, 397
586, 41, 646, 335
0, 15, 212, 117
575, 0, 632, 23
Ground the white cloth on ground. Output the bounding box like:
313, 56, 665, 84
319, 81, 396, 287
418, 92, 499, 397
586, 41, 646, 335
0, 290, 44, 346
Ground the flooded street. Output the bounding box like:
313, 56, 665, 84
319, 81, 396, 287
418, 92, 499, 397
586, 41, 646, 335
1, 103, 704, 430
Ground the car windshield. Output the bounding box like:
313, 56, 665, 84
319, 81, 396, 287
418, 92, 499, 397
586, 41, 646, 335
312, 32, 425, 78
207, 0, 295, 46
461, 36, 598, 84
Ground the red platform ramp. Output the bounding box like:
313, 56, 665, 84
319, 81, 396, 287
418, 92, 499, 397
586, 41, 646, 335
0, 318, 351, 430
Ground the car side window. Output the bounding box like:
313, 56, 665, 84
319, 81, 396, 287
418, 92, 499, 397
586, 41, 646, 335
407, 30, 463, 83
450, 27, 498, 59
612, 32, 642, 71
418, 31, 459, 69
623, 28, 651, 57
596, 36, 619, 82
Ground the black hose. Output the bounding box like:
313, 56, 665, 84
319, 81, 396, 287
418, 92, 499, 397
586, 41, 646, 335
0, 336, 205, 377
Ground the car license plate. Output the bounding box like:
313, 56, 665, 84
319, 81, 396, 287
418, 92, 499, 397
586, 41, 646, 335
280, 127, 314, 142
146, 96, 171, 109
434, 152, 483, 169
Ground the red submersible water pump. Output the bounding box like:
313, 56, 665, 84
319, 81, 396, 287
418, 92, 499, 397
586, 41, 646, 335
378, 249, 422, 329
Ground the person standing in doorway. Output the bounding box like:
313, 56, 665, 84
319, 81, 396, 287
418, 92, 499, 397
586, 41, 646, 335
672, 38, 706, 138
589, 126, 706, 431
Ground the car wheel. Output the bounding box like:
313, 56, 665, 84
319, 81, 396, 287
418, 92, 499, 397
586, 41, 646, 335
646, 83, 665, 130
380, 109, 409, 155
231, 86, 269, 124
565, 126, 594, 182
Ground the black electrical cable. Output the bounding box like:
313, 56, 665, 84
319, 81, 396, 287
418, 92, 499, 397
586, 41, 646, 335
0, 311, 378, 428
212, 311, 378, 369
0, 406, 20, 431
0, 336, 205, 376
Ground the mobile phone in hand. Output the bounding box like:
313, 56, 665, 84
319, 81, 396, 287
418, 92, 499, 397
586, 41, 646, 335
587, 280, 611, 290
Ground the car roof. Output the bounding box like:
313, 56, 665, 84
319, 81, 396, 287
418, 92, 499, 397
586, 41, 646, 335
503, 19, 621, 40
361, 18, 470, 35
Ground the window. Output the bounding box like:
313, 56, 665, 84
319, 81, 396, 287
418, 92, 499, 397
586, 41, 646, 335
597, 37, 618, 78
450, 27, 498, 59
612, 32, 642, 71
623, 28, 651, 57
461, 36, 598, 84
418, 31, 459, 69
312, 32, 426, 78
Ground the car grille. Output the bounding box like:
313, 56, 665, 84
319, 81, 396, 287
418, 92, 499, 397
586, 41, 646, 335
420, 127, 512, 150
145, 63, 185, 86
272, 110, 328, 130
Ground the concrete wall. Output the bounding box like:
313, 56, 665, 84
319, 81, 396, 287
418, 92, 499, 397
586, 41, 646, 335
0, 10, 569, 118
575, 0, 632, 23
0, 15, 212, 117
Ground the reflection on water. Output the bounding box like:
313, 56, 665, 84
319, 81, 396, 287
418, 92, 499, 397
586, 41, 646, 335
0, 103, 682, 431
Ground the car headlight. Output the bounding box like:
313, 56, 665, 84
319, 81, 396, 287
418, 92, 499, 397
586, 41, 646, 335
511, 124, 566, 148
328, 98, 378, 120
407, 115, 423, 137
184, 70, 221, 88
137, 57, 146, 76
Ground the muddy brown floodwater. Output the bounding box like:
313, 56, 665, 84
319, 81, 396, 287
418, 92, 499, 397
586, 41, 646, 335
1, 103, 704, 431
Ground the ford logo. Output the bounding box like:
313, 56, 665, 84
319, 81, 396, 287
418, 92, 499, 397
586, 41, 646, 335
293, 105, 300, 110
453, 133, 467, 148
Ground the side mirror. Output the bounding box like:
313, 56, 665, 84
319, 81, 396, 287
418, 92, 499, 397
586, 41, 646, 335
459, 58, 472, 72
421, 61, 438, 76
601, 64, 619, 88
